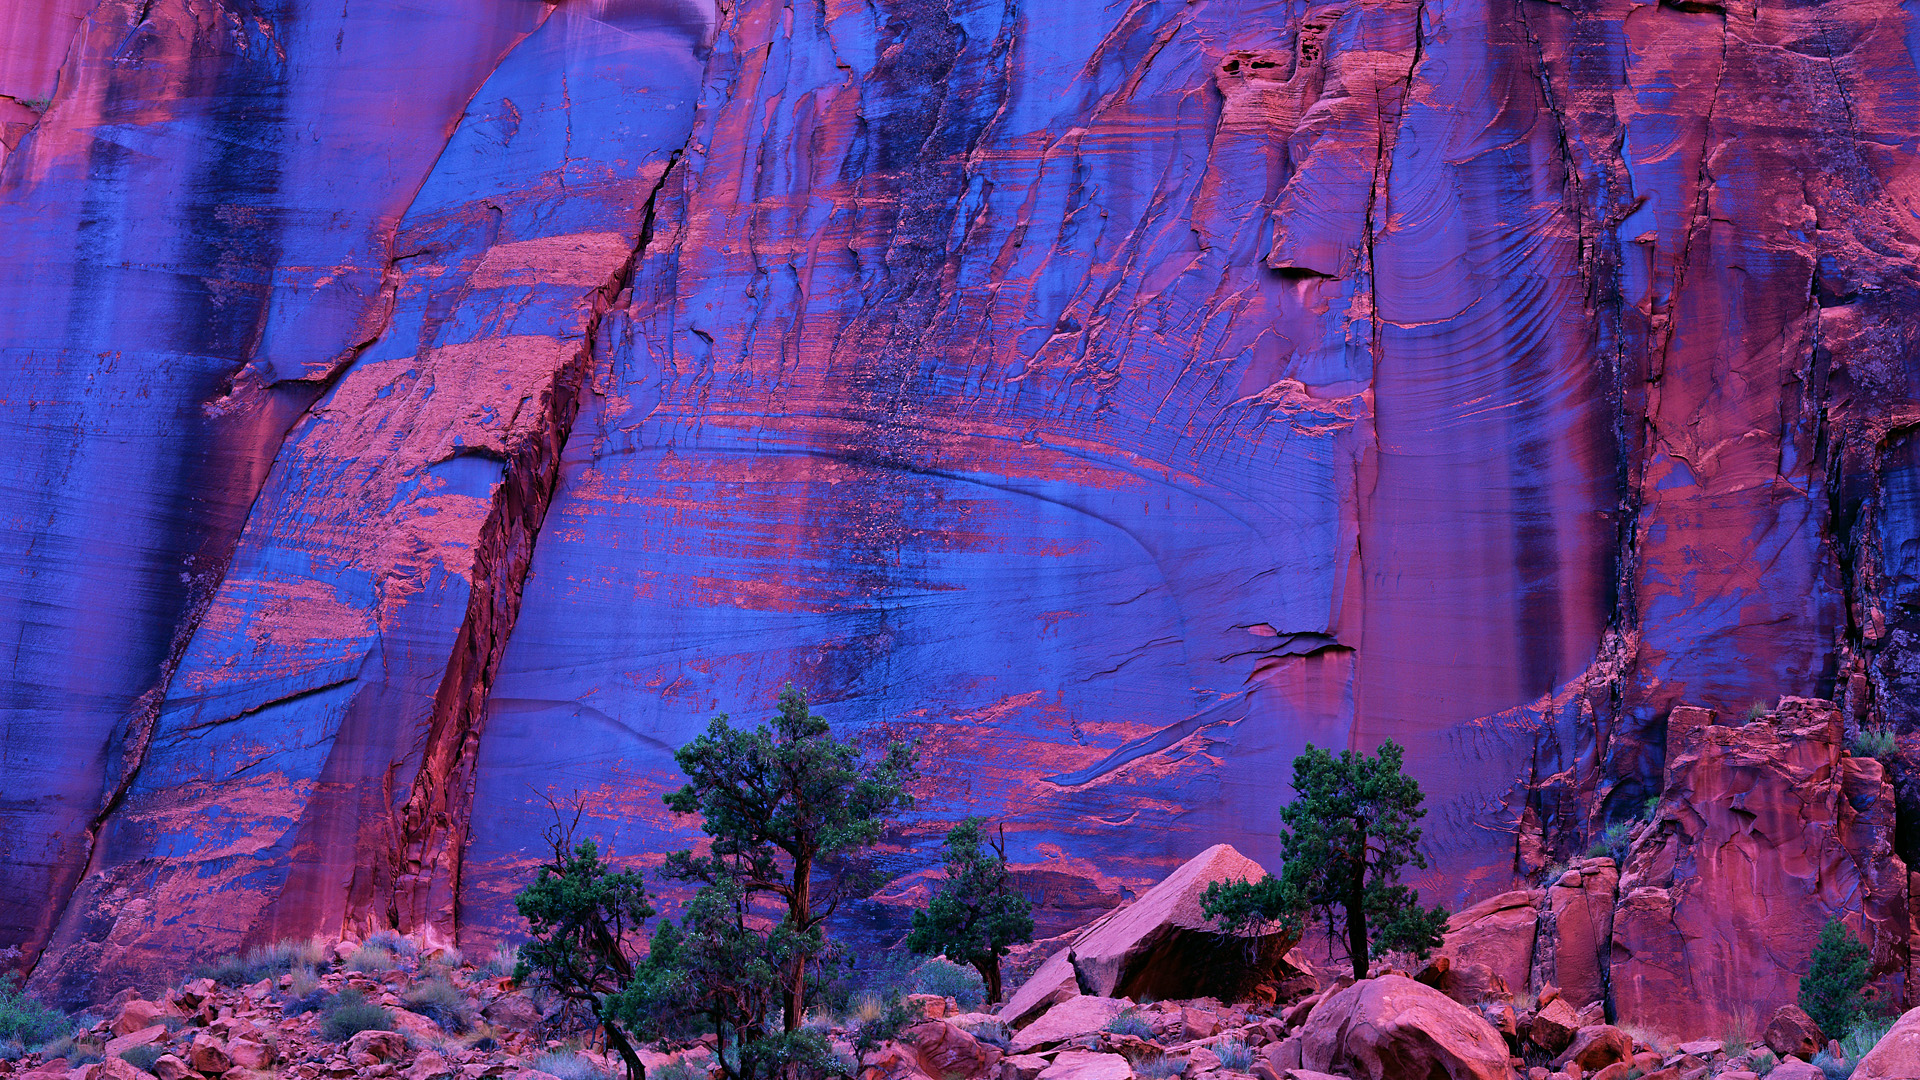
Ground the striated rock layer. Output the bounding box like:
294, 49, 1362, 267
2, 0, 1919, 1016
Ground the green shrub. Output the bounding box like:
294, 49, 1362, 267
200, 939, 334, 987
1748, 701, 1772, 720
1753, 1049, 1778, 1076
41, 1036, 102, 1065
347, 945, 396, 973
321, 990, 394, 1042
366, 930, 419, 958
402, 977, 471, 1033
1843, 1016, 1893, 1061
1801, 919, 1873, 1039
120, 1044, 166, 1072
652, 1058, 707, 1080
1214, 1041, 1254, 1071
850, 994, 921, 1053
1852, 727, 1898, 762
1105, 1010, 1156, 1040
1136, 1057, 1185, 1080
1812, 1047, 1851, 1079
532, 1052, 612, 1080
0, 977, 67, 1048
1585, 820, 1636, 866
908, 959, 985, 1010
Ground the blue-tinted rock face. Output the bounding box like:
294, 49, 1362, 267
2, 0, 1917, 1010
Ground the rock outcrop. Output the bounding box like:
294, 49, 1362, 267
1610, 700, 1910, 1035
6, 0, 1920, 1017
1297, 975, 1511, 1080
1854, 1006, 1920, 1080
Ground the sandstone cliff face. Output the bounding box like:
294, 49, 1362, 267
3, 0, 1919, 1011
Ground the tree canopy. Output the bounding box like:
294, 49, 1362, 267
905, 817, 1035, 1003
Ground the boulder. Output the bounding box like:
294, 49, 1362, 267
1610, 701, 1911, 1036
1527, 998, 1580, 1054
1035, 1053, 1131, 1080
1853, 1005, 1920, 1079
1765, 1059, 1824, 1080
909, 1020, 1002, 1080
1011, 997, 1133, 1053
1438, 889, 1542, 998
909, 995, 956, 1020
1762, 1005, 1824, 1061
998, 1056, 1050, 1080
1415, 958, 1507, 1009
111, 1001, 174, 1038
408, 1052, 452, 1080
1069, 845, 1297, 1002
1554, 1026, 1630, 1072
1530, 861, 1617, 1014
347, 1030, 408, 1065
188, 1033, 233, 1076
1001, 950, 1081, 1028
104, 1025, 168, 1059
1298, 975, 1510, 1080
150, 1056, 191, 1080
864, 1045, 937, 1080
226, 1037, 274, 1071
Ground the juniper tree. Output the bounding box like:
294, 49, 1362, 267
1201, 739, 1449, 980
906, 817, 1035, 1004
662, 684, 917, 1031
1800, 918, 1873, 1038
512, 814, 654, 1080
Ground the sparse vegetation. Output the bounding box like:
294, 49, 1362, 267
403, 976, 472, 1033
201, 938, 335, 987
1749, 700, 1773, 720
652, 1058, 708, 1080
321, 989, 394, 1042
1214, 1039, 1254, 1071
1587, 820, 1636, 866
1842, 1016, 1894, 1062
0, 976, 67, 1048
1801, 918, 1873, 1040
1201, 739, 1449, 979
1136, 1056, 1186, 1079
40, 1036, 102, 1066
1104, 1009, 1156, 1040
906, 958, 987, 1010
532, 1051, 613, 1080
1752, 1048, 1779, 1076
1852, 726, 1898, 762
119, 1043, 166, 1072
346, 943, 397, 973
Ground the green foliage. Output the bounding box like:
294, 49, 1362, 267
513, 818, 654, 1080
200, 938, 334, 987
906, 959, 986, 1010
652, 1058, 708, 1080
846, 994, 922, 1056
1199, 740, 1449, 979
402, 977, 472, 1033
1852, 727, 1898, 762
0, 977, 67, 1047
1801, 918, 1874, 1039
1749, 701, 1773, 720
1214, 1041, 1254, 1072
1104, 1010, 1156, 1039
1586, 820, 1636, 866
346, 945, 396, 973
321, 990, 394, 1042
41, 1036, 102, 1065
905, 819, 1034, 1004
1812, 1047, 1853, 1079
120, 1044, 166, 1072
1842, 1016, 1893, 1062
1752, 1049, 1778, 1076
661, 684, 916, 1032
1135, 1058, 1186, 1080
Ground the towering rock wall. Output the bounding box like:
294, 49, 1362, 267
2, 0, 1918, 1012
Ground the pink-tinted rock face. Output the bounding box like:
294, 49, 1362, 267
2, 0, 1919, 1016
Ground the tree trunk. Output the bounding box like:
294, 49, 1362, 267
785, 854, 812, 1032
597, 1000, 646, 1080
973, 956, 1003, 1005
1346, 844, 1369, 981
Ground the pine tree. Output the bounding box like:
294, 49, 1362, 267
662, 684, 917, 1031
905, 818, 1035, 1003
1201, 739, 1449, 980
1800, 918, 1873, 1038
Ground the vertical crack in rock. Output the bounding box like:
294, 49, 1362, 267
388, 153, 687, 939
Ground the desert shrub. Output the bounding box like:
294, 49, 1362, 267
347, 944, 397, 973
1105, 1010, 1156, 1040
1812, 1048, 1852, 1079
1136, 1057, 1186, 1080
1801, 919, 1873, 1039
1852, 727, 1898, 762
907, 959, 985, 1010
120, 1044, 166, 1072
283, 985, 331, 1018
402, 977, 471, 1033
41, 1036, 102, 1065
366, 930, 419, 957
1752, 1049, 1778, 1076
653, 1058, 707, 1080
201, 938, 333, 987
1749, 701, 1772, 720
532, 1052, 612, 1080
0, 977, 67, 1048
850, 994, 921, 1053
964, 1020, 1011, 1050
1586, 820, 1635, 865
1214, 1040, 1254, 1072
1843, 1016, 1894, 1062
321, 990, 394, 1042
480, 944, 521, 980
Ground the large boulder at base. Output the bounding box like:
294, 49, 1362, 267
1298, 975, 1511, 1080
1002, 949, 1082, 1027
1852, 1006, 1920, 1079
910, 1020, 1003, 1080
1069, 845, 1297, 1002
1011, 997, 1134, 1053
1766, 1059, 1825, 1080
1554, 1026, 1630, 1072
1527, 997, 1580, 1054
1437, 889, 1542, 999
1763, 1005, 1825, 1061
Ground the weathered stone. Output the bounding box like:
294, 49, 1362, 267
909, 1020, 1002, 1080
1554, 1026, 1630, 1072
226, 1037, 274, 1071
1528, 999, 1580, 1055
1298, 975, 1510, 1080
1611, 701, 1910, 1037
347, 1030, 408, 1065
1762, 1005, 1824, 1061
110, 1002, 174, 1039
1764, 1059, 1824, 1080
1001, 951, 1081, 1029
1034, 1053, 1131, 1080
149, 1057, 191, 1080
1011, 998, 1133, 1054
908, 996, 956, 1021
1069, 846, 1296, 1004
997, 1055, 1050, 1080
1531, 862, 1617, 1015
188, 1033, 233, 1076
1438, 889, 1542, 999
103, 1025, 168, 1060
1851, 1005, 1920, 1079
